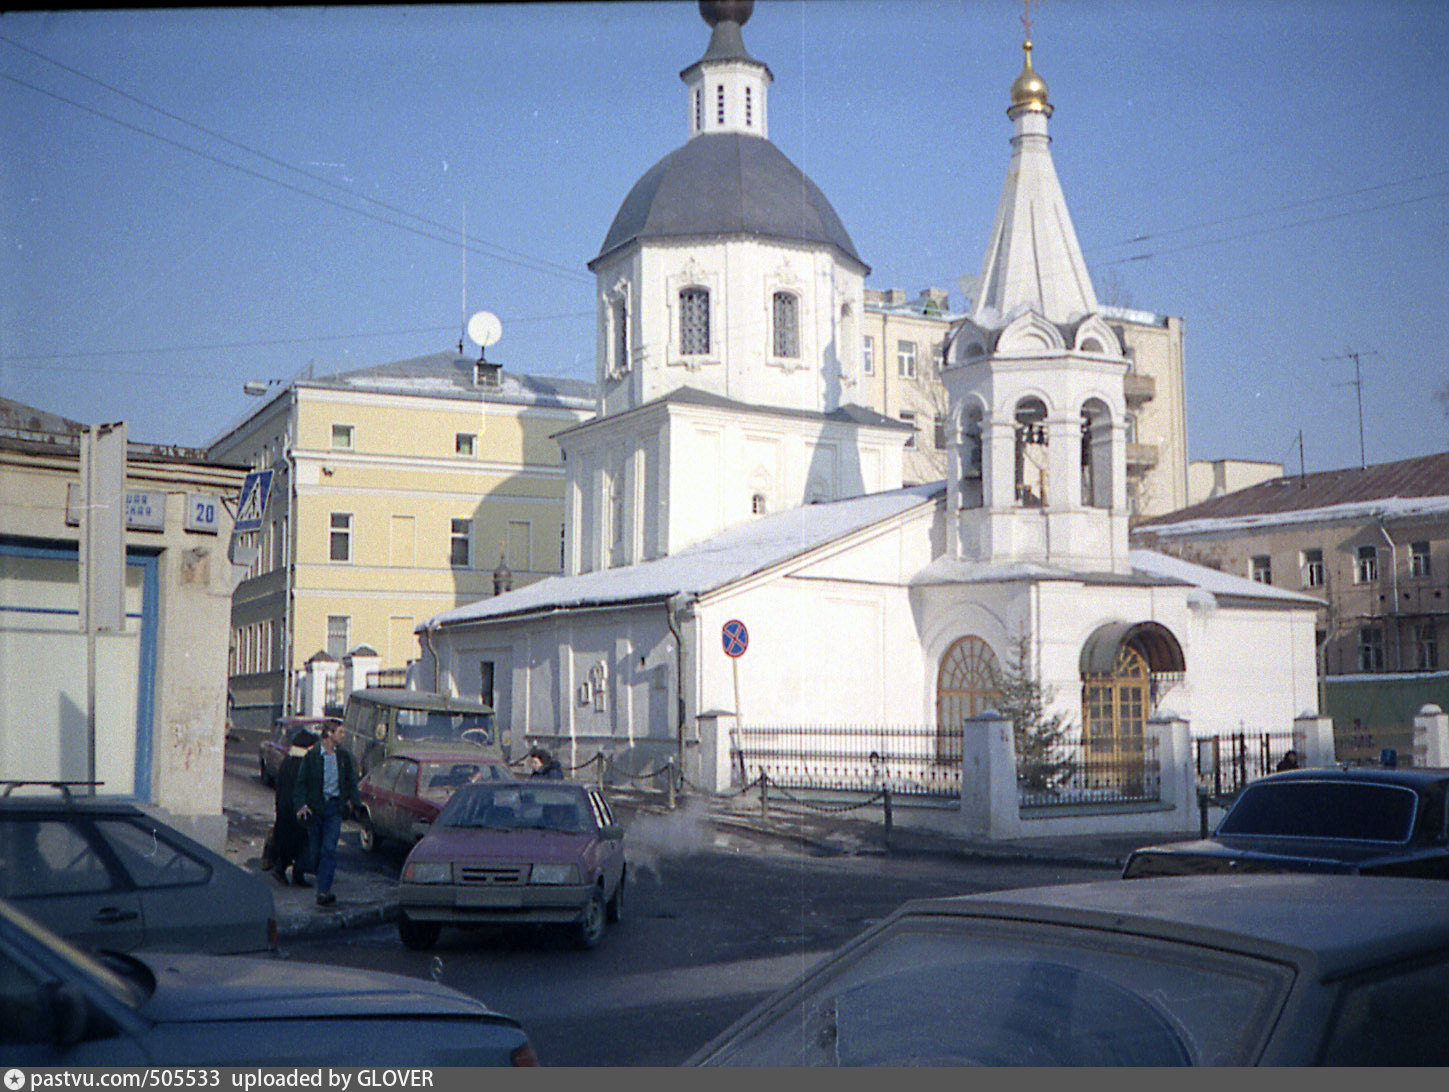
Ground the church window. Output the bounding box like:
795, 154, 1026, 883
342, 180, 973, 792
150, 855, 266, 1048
745, 87, 752, 128
694, 89, 702, 132
897, 340, 917, 378
680, 287, 710, 355
936, 636, 1001, 762
613, 297, 628, 372
751, 493, 767, 516
772, 292, 799, 358
899, 411, 917, 449
1082, 644, 1150, 786
1080, 400, 1111, 508
960, 405, 984, 509
716, 85, 725, 125
862, 336, 875, 375
1014, 399, 1049, 507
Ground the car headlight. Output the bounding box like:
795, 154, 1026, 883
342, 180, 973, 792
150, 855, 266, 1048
402, 861, 453, 884
529, 863, 580, 885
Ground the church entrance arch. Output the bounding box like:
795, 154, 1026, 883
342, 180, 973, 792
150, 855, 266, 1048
937, 636, 1002, 762
1079, 622, 1185, 787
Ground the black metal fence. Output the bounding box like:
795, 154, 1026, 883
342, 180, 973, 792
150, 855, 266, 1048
733, 725, 961, 798
1017, 736, 1161, 808
1195, 730, 1299, 799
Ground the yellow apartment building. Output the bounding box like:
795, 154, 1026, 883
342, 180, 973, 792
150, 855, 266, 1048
859, 287, 1188, 517
207, 353, 595, 729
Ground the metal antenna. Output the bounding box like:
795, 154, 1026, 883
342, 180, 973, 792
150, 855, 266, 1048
1324, 347, 1380, 469
1021, 0, 1035, 39
458, 202, 468, 355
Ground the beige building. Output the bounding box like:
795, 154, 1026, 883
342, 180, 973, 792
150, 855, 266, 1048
857, 288, 1188, 517
1, 399, 245, 846
207, 353, 594, 729
1188, 457, 1284, 506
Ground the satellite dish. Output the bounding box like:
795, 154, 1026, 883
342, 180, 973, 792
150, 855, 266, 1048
467, 311, 502, 349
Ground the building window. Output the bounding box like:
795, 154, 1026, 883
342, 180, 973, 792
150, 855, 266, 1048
716, 84, 725, 125
1411, 541, 1431, 578
745, 86, 752, 127
862, 336, 875, 375
326, 615, 350, 661
614, 297, 628, 371
751, 493, 767, 516
1356, 545, 1379, 583
455, 433, 476, 456
933, 416, 947, 450
1416, 622, 1439, 670
680, 287, 710, 355
329, 513, 352, 562
932, 344, 944, 376
1358, 627, 1384, 672
1250, 555, 1272, 585
694, 89, 701, 131
900, 411, 917, 449
1302, 548, 1324, 588
772, 292, 799, 358
331, 424, 353, 450
897, 340, 917, 379
450, 518, 472, 568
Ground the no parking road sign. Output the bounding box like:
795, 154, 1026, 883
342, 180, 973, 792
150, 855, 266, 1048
721, 619, 749, 658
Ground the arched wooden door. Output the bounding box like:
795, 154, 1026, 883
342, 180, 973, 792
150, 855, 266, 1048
937, 636, 1002, 762
1082, 644, 1149, 789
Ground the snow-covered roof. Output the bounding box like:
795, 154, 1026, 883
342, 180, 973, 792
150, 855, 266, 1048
302, 352, 597, 412
1128, 549, 1322, 606
1138, 496, 1449, 538
423, 483, 945, 631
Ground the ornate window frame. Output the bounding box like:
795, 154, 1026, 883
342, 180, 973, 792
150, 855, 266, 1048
765, 262, 809, 372
603, 278, 633, 380
666, 260, 721, 371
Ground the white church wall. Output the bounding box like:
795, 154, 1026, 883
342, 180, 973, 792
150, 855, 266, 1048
1180, 603, 1319, 738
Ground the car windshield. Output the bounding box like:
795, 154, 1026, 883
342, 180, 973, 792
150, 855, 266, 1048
1218, 780, 1419, 842
438, 784, 587, 833
419, 762, 502, 802
703, 915, 1292, 1066
394, 709, 495, 747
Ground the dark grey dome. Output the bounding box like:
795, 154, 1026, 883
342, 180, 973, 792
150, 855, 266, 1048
591, 133, 866, 270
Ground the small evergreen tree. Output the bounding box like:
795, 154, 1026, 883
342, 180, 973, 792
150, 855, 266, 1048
996, 632, 1076, 794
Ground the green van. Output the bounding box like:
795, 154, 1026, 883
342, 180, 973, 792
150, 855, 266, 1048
339, 688, 509, 776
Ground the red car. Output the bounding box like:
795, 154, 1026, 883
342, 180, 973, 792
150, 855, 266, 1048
357, 749, 514, 853
398, 781, 626, 951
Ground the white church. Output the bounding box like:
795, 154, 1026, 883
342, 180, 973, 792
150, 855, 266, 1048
416, 2, 1320, 803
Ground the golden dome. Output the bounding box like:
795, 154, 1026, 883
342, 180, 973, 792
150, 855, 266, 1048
1009, 40, 1051, 114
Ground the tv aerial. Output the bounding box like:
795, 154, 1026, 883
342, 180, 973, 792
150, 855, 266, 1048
466, 311, 502, 362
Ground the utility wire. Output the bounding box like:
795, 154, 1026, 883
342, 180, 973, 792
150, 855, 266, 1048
0, 69, 594, 285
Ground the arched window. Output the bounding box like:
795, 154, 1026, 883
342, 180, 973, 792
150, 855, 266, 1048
959, 404, 984, 509
772, 292, 799, 358
1014, 398, 1049, 507
751, 493, 767, 515
937, 636, 1002, 761
613, 297, 628, 374
1082, 644, 1150, 791
680, 287, 710, 355
1080, 399, 1111, 508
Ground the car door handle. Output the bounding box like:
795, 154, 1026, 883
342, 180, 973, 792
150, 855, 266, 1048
92, 906, 140, 924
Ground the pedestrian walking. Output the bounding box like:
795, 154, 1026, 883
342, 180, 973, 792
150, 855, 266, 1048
271, 727, 318, 887
1276, 749, 1300, 772
294, 721, 361, 907
527, 746, 564, 779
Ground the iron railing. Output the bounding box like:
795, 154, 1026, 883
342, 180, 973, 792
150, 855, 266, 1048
1195, 730, 1299, 798
1018, 736, 1161, 807
734, 724, 961, 798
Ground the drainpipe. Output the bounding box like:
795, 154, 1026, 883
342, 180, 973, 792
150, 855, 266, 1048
1377, 520, 1400, 671
281, 391, 298, 716
665, 593, 693, 774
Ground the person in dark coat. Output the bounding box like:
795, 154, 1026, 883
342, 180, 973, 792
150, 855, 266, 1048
294, 721, 361, 907
527, 746, 564, 779
271, 728, 317, 887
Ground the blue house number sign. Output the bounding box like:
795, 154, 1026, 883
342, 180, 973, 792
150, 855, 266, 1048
722, 619, 748, 658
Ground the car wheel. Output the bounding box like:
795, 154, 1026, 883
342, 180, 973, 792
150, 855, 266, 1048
574, 887, 606, 950
358, 811, 382, 854
605, 866, 625, 924
398, 913, 440, 951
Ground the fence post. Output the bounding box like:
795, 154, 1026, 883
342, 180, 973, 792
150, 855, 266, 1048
881, 782, 893, 848
1148, 711, 1194, 832
1293, 712, 1336, 769
596, 750, 606, 790
666, 758, 676, 811
759, 771, 769, 822
1414, 705, 1449, 767
960, 710, 1016, 839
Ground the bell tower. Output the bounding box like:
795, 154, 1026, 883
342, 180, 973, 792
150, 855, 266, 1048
942, 30, 1131, 573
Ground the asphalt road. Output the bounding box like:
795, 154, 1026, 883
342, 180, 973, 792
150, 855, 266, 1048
221, 738, 1115, 1065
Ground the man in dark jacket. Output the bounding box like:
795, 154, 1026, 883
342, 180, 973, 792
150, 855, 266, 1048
294, 722, 361, 907
271, 728, 318, 887
527, 746, 564, 779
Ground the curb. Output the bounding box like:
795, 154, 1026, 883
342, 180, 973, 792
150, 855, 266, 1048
279, 900, 398, 940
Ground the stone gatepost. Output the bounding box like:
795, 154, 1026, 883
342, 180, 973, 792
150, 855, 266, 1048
960, 709, 1017, 839
298, 653, 339, 717
342, 644, 381, 701
1293, 712, 1336, 768
694, 709, 739, 793
1414, 704, 1449, 768
1147, 711, 1196, 830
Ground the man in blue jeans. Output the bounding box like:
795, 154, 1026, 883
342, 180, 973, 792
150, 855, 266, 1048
293, 722, 361, 907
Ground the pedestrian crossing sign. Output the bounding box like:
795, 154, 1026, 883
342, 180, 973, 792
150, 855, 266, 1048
235, 469, 273, 533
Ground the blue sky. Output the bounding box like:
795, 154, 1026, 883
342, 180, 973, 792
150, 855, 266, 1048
3, 1, 1446, 473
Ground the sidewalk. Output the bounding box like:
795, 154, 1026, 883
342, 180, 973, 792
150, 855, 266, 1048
226, 787, 1191, 941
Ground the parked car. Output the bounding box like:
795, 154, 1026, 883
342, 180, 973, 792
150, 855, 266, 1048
358, 749, 515, 852
397, 780, 625, 951
0, 784, 276, 955
339, 688, 508, 776
690, 874, 1449, 1065
0, 896, 539, 1065
258, 715, 339, 786
1124, 767, 1449, 880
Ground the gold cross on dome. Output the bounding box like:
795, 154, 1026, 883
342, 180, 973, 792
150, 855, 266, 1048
1021, 0, 1035, 39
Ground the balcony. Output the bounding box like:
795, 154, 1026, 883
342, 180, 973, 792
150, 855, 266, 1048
1123, 373, 1156, 404
1126, 442, 1159, 471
